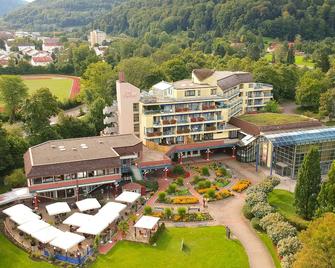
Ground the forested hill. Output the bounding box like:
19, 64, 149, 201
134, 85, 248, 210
0, 0, 26, 16
4, 0, 335, 40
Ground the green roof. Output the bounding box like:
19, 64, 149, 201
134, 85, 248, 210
238, 113, 311, 126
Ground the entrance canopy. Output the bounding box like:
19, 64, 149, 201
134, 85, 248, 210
63, 212, 94, 227
3, 204, 32, 217
46, 202, 71, 216
50, 231, 85, 251
76, 198, 101, 212
115, 191, 141, 204
31, 226, 63, 244
134, 216, 160, 230
18, 219, 50, 235
10, 212, 40, 225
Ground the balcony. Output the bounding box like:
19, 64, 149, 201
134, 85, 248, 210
177, 128, 190, 134
147, 132, 162, 137
205, 126, 216, 131
162, 119, 177, 125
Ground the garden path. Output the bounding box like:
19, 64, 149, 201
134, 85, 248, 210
208, 159, 275, 268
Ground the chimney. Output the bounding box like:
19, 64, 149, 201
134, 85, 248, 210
119, 71, 125, 83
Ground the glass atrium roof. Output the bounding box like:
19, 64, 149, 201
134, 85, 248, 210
264, 127, 335, 147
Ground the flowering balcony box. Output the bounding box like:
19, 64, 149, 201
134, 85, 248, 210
202, 105, 209, 110
162, 120, 170, 125
177, 130, 183, 134
198, 117, 205, 121
170, 119, 177, 124
183, 108, 189, 112
190, 118, 197, 123
175, 108, 183, 112
184, 128, 190, 133
205, 126, 216, 131
210, 105, 216, 109
147, 133, 155, 137
154, 132, 162, 136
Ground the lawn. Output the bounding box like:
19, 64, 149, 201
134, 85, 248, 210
0, 233, 55, 268
238, 113, 310, 126
257, 232, 281, 268
263, 53, 314, 68
92, 227, 249, 268
268, 189, 309, 230
22, 76, 73, 101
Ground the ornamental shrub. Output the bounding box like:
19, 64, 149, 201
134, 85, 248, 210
245, 192, 268, 207
167, 183, 177, 194
144, 206, 153, 215
242, 204, 254, 220
231, 179, 251, 192
281, 254, 296, 268
215, 189, 233, 200
197, 186, 218, 194
176, 177, 184, 186
207, 188, 216, 199
201, 166, 210, 176
197, 180, 211, 189
164, 207, 172, 219
251, 217, 263, 231
158, 191, 167, 202
149, 223, 165, 245
251, 202, 274, 218
277, 236, 301, 258
259, 213, 285, 230
171, 165, 185, 176
266, 221, 297, 244
177, 207, 187, 218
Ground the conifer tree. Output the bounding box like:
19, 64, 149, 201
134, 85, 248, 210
295, 146, 321, 220
317, 161, 335, 215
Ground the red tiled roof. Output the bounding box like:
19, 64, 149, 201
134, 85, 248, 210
122, 182, 144, 191
32, 56, 53, 63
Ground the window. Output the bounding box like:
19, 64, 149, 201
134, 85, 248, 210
133, 114, 139, 122
185, 90, 195, 97
211, 89, 216, 95
133, 103, 139, 112
198, 90, 201, 96
77, 172, 87, 178
134, 123, 139, 132
94, 170, 105, 176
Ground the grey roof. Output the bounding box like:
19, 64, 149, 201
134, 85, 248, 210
27, 134, 141, 166
217, 72, 253, 91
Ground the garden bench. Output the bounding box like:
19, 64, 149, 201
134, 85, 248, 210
189, 207, 200, 212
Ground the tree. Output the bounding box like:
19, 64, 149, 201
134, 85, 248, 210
177, 207, 187, 218
72, 44, 99, 76
319, 88, 335, 118
164, 207, 172, 219
144, 206, 152, 215
4, 169, 26, 188
287, 46, 295, 64
158, 192, 167, 202
56, 112, 96, 139
161, 58, 188, 81
293, 213, 335, 268
295, 147, 321, 220
317, 161, 335, 215
85, 97, 106, 134
81, 61, 116, 106
263, 100, 280, 113
313, 47, 331, 72
0, 75, 28, 122
296, 70, 331, 110
117, 220, 129, 236
22, 88, 59, 144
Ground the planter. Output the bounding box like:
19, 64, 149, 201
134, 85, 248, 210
202, 106, 209, 110
147, 133, 155, 137
175, 108, 183, 112
198, 117, 205, 121
170, 119, 177, 124
190, 118, 197, 122
162, 120, 170, 125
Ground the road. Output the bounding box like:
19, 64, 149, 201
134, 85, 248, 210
49, 104, 87, 125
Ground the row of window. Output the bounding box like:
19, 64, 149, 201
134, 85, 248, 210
184, 89, 217, 97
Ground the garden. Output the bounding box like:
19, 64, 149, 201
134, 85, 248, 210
243, 177, 301, 268
91, 227, 249, 268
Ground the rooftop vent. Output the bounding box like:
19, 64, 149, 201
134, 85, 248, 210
51, 145, 56, 149
58, 145, 65, 150
80, 144, 88, 149
72, 147, 77, 151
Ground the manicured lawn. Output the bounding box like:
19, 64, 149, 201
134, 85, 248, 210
0, 233, 55, 268
268, 189, 309, 229
238, 113, 310, 126
22, 77, 73, 101
257, 232, 281, 268
92, 227, 249, 268
263, 53, 314, 68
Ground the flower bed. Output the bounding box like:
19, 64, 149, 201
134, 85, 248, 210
171, 196, 199, 204
172, 213, 212, 222
197, 186, 218, 194
167, 166, 190, 178
215, 189, 233, 200
231, 179, 251, 192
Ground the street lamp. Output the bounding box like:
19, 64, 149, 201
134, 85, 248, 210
163, 167, 169, 180
178, 153, 183, 164
206, 148, 211, 161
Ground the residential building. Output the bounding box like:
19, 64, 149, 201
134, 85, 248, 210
31, 55, 53, 66
42, 38, 63, 53
89, 30, 107, 47
24, 134, 171, 198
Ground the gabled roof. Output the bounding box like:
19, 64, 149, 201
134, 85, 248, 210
193, 69, 215, 81
32, 56, 53, 63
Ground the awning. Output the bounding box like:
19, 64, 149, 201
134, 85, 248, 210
134, 216, 160, 230
18, 219, 50, 235
76, 217, 109, 235
99, 202, 127, 215
31, 226, 63, 244
46, 202, 71, 216
10, 212, 40, 225
50, 231, 85, 251
63, 212, 94, 227
95, 211, 119, 225
3, 204, 32, 217
76, 198, 101, 212
115, 191, 141, 204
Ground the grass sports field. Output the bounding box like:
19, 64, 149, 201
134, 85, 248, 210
92, 227, 249, 268
21, 75, 76, 101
